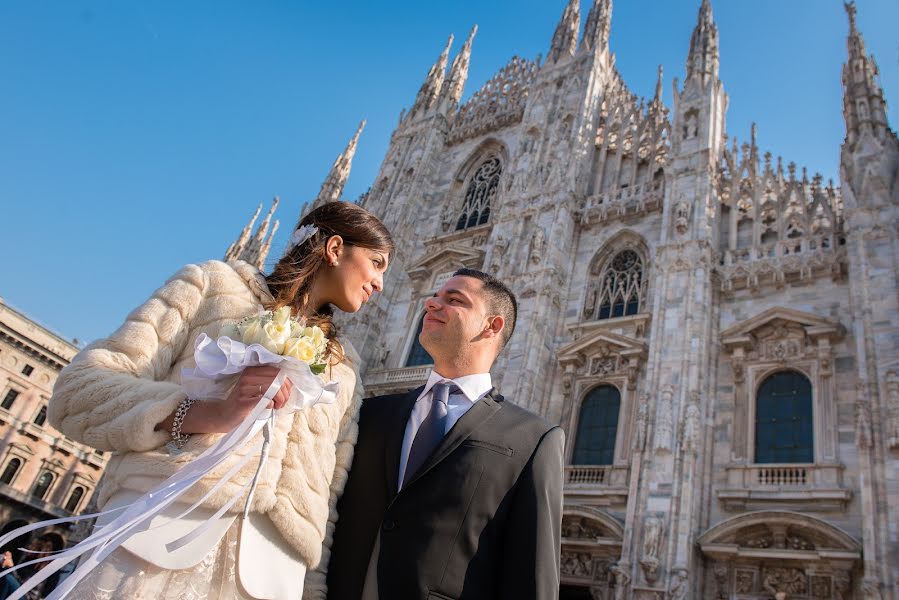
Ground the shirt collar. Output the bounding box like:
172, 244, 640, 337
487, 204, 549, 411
421, 370, 493, 404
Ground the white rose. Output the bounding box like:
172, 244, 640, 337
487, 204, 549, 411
238, 319, 265, 346
284, 337, 317, 363
262, 321, 291, 354
272, 306, 292, 326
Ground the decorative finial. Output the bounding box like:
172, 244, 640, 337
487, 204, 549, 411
843, 1, 857, 33
655, 65, 664, 100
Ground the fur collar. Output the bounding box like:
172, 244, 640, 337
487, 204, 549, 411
228, 260, 274, 305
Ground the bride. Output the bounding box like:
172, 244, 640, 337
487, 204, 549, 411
47, 201, 393, 600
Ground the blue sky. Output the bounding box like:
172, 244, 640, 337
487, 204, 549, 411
1, 0, 896, 344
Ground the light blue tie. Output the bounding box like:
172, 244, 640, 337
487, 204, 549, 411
403, 382, 456, 488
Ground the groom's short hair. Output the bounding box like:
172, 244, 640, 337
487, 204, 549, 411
453, 268, 517, 349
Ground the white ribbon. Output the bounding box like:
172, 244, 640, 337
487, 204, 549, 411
1, 335, 339, 600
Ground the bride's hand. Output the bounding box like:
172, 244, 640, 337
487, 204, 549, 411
156, 366, 293, 435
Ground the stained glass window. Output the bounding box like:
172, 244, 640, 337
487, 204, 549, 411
456, 157, 501, 231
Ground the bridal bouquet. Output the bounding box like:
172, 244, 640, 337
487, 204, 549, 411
180, 307, 335, 418
0, 307, 338, 600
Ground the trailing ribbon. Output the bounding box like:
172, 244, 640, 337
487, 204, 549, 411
0, 335, 339, 600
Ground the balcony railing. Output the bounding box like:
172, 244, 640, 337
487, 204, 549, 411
563, 465, 630, 504
565, 465, 612, 485
364, 366, 432, 391
581, 181, 664, 224
719, 233, 845, 266
0, 481, 69, 519
718, 463, 851, 511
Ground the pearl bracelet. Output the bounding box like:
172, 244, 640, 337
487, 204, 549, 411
170, 397, 196, 449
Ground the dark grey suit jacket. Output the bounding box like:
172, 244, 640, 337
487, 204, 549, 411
326, 386, 564, 600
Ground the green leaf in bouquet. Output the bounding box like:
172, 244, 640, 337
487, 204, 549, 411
310, 363, 326, 375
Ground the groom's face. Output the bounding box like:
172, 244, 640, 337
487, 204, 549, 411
420, 275, 491, 358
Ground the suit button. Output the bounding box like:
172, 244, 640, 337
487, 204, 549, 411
383, 520, 396, 531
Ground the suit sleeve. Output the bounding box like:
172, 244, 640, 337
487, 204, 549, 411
501, 426, 564, 600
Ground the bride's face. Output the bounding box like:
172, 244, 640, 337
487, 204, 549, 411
316, 244, 389, 313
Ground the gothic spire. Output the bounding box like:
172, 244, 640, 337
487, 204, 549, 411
685, 0, 719, 84
224, 203, 261, 263
225, 197, 280, 269
441, 25, 477, 109
654, 64, 664, 102
582, 0, 612, 53
840, 1, 890, 146
411, 34, 453, 116
548, 0, 580, 63
313, 119, 366, 211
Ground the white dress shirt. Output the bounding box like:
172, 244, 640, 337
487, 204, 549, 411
397, 370, 493, 486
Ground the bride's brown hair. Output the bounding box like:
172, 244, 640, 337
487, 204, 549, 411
264, 202, 394, 365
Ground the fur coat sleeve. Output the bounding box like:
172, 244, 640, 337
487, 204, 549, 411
48, 263, 208, 452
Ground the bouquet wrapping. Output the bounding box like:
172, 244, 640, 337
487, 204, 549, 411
0, 308, 337, 600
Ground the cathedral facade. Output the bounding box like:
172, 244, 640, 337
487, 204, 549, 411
235, 1, 899, 597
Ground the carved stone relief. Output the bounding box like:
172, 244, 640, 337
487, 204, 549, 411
673, 199, 691, 236
610, 562, 631, 600
562, 551, 594, 577
762, 567, 807, 597
681, 391, 701, 455
885, 370, 899, 449
667, 568, 688, 600
654, 385, 675, 454
639, 516, 664, 585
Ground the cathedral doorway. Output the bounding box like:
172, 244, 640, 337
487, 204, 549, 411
698, 512, 861, 599
560, 584, 594, 600
560, 509, 624, 599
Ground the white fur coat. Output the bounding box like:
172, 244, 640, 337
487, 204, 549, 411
48, 260, 362, 598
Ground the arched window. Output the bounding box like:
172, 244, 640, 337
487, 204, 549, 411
0, 459, 22, 485
755, 371, 813, 464
456, 157, 501, 231
405, 315, 433, 367
32, 472, 54, 500
33, 406, 47, 426
573, 385, 621, 465
64, 487, 85, 513
594, 250, 645, 320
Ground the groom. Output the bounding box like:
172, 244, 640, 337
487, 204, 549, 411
327, 268, 564, 600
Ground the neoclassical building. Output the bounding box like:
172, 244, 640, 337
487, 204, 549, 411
232, 1, 898, 598
0, 298, 109, 558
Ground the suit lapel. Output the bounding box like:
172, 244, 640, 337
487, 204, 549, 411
385, 386, 423, 498
400, 388, 504, 492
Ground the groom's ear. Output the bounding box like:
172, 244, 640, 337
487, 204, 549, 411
324, 235, 345, 264
483, 315, 505, 341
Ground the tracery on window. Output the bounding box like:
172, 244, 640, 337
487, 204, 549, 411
586, 249, 646, 320
456, 157, 501, 231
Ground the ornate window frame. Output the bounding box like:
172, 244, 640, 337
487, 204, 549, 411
719, 307, 849, 511
558, 330, 647, 502
440, 139, 508, 235
583, 231, 651, 323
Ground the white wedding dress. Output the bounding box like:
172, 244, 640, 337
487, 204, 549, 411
71, 492, 307, 600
